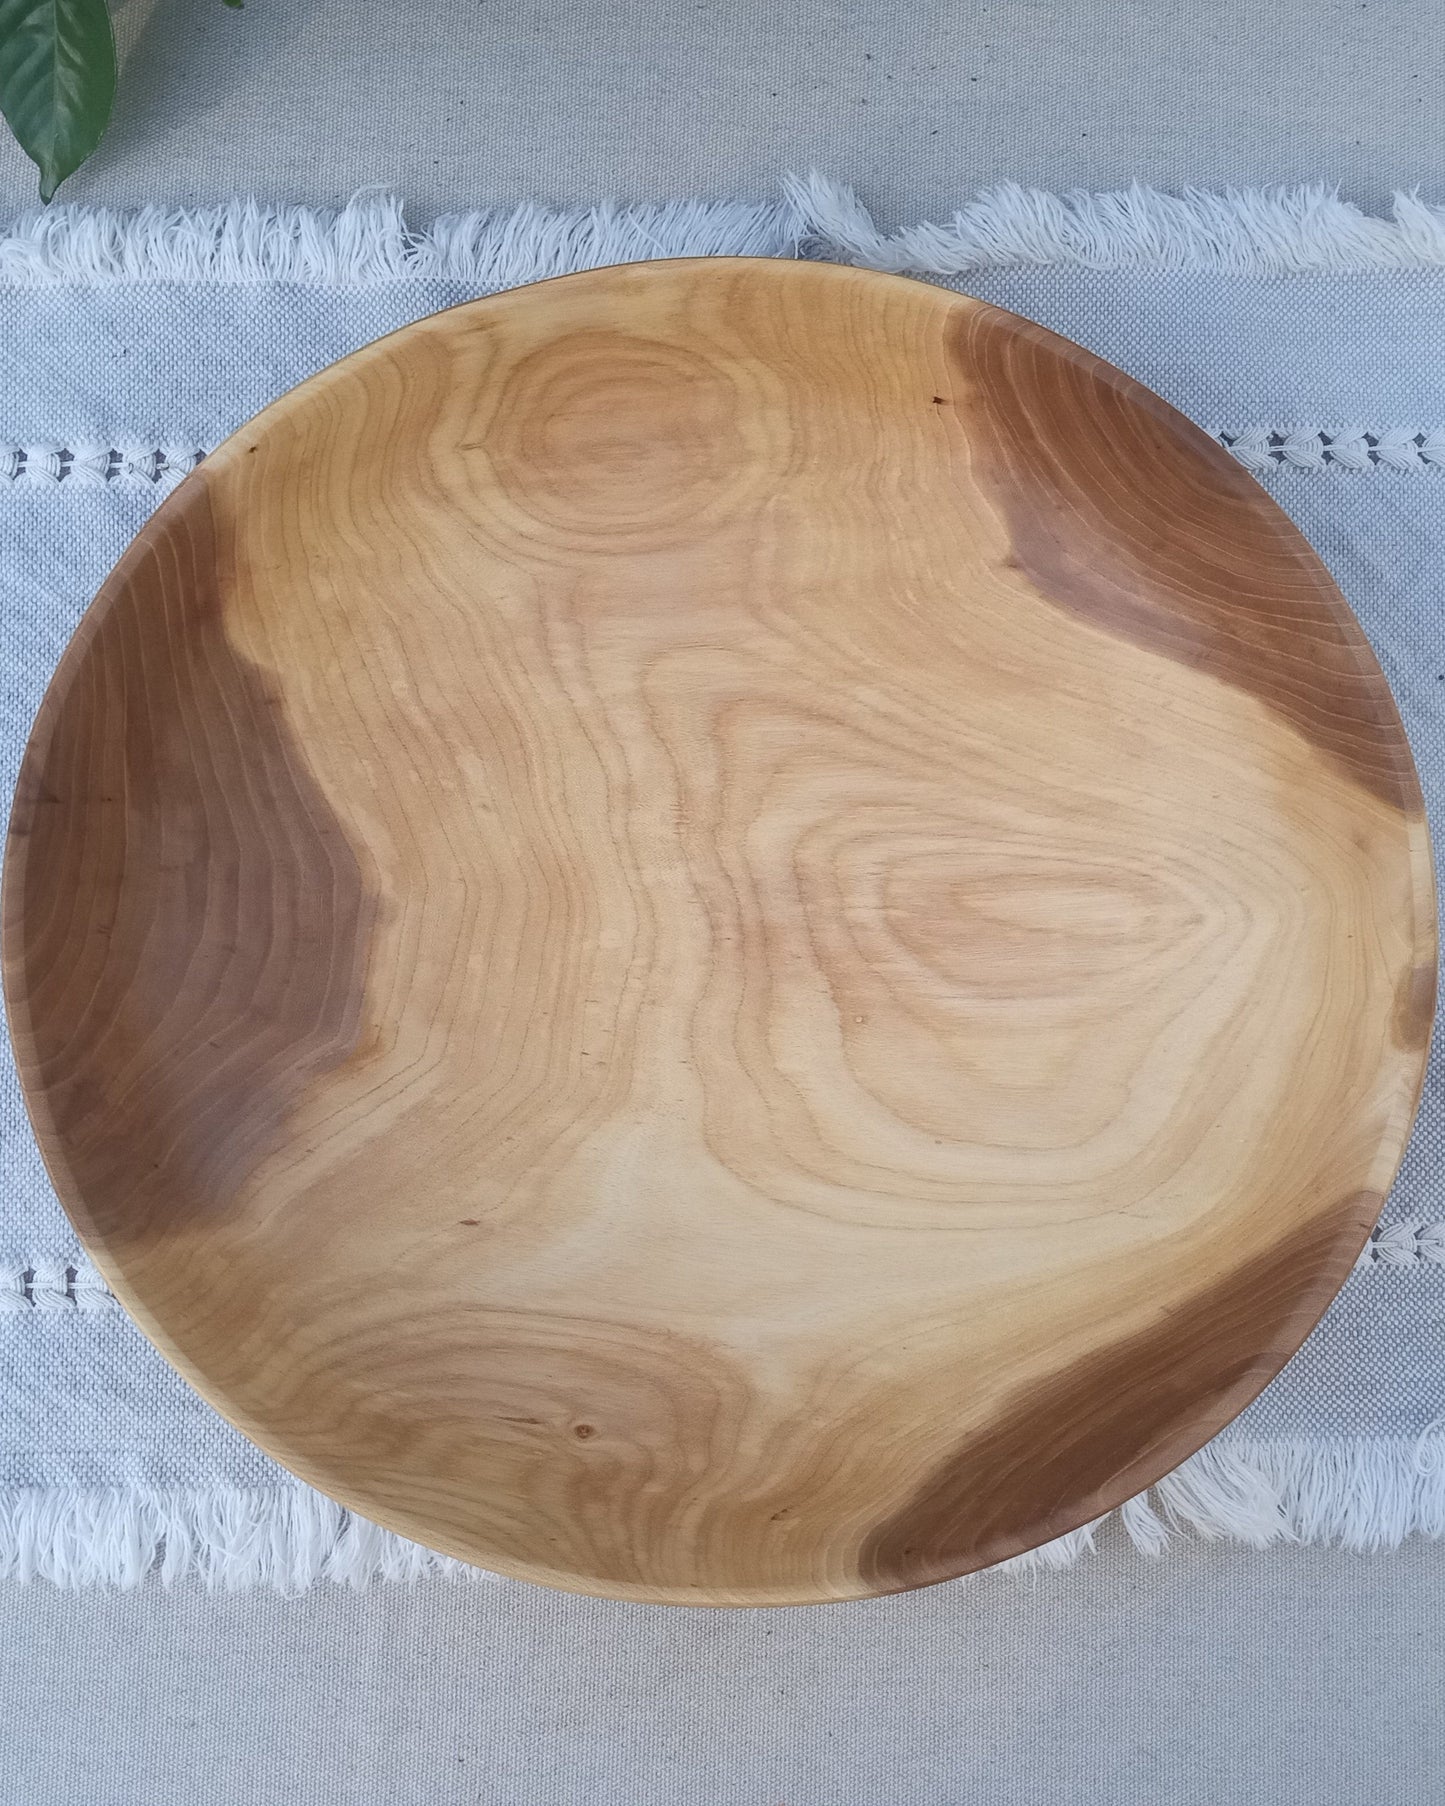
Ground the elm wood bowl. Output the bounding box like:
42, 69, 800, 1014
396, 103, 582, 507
2, 260, 1434, 1605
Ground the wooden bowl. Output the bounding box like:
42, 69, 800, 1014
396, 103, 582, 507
3, 260, 1433, 1605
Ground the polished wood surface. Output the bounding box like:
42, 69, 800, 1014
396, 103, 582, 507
3, 260, 1434, 1604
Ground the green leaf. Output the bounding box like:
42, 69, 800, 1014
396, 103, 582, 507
0, 0, 116, 202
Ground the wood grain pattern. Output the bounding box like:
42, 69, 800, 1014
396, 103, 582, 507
3, 260, 1434, 1604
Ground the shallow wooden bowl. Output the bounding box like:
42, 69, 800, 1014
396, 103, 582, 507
4, 260, 1434, 1604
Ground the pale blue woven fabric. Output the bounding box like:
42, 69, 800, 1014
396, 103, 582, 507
2, 190, 1442, 1572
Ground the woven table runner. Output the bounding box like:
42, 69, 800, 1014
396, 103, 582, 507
2, 178, 1443, 1586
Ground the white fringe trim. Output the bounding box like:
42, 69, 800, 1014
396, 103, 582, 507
4, 1438, 1442, 1589
0, 194, 797, 287
1000, 1435, 1445, 1575
0, 1487, 490, 1591
786, 171, 1445, 273
7, 179, 1445, 287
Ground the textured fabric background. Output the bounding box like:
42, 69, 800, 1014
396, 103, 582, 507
6, 1538, 1444, 1806
0, 0, 1441, 224
3, 1, 1444, 1793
